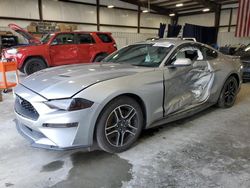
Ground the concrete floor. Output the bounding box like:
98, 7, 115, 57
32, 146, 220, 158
0, 81, 250, 188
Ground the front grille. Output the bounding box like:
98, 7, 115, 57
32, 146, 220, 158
243, 72, 250, 78
242, 61, 250, 68
15, 95, 39, 120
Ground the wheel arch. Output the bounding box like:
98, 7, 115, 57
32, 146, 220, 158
215, 71, 241, 104
118, 93, 147, 128
229, 73, 240, 86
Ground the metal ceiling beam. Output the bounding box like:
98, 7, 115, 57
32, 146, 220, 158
119, 0, 176, 15
220, 0, 239, 5
175, 6, 205, 12
155, 0, 194, 7
192, 0, 220, 11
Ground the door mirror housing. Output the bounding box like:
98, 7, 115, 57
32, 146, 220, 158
172, 58, 192, 67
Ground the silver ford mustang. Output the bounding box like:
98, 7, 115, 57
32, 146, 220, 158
14, 39, 242, 153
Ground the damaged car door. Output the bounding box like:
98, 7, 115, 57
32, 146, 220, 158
163, 44, 214, 116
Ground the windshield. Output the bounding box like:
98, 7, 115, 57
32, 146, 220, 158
40, 33, 54, 44
103, 43, 174, 67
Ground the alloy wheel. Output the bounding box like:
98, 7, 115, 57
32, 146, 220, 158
105, 105, 138, 147
28, 62, 43, 73
224, 79, 237, 106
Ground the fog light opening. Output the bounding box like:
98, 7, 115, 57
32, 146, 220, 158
43, 122, 78, 128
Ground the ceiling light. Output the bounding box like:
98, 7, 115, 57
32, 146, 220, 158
169, 13, 175, 17
107, 5, 114, 8
203, 8, 210, 12
142, 0, 150, 13
142, 9, 149, 13
176, 3, 183, 7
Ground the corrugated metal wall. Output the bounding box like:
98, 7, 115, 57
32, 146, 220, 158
217, 32, 250, 46
112, 32, 156, 49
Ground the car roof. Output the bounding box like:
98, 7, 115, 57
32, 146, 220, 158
53, 31, 112, 35
136, 38, 193, 47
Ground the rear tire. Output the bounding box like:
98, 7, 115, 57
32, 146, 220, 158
217, 76, 238, 108
96, 96, 143, 153
24, 58, 47, 75
93, 53, 108, 62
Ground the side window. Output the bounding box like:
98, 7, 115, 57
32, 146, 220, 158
170, 46, 204, 64
97, 33, 113, 43
78, 34, 95, 44
202, 46, 218, 60
52, 33, 75, 45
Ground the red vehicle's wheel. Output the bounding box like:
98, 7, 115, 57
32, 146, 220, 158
24, 58, 47, 75
93, 53, 108, 62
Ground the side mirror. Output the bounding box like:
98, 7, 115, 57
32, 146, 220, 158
171, 58, 192, 67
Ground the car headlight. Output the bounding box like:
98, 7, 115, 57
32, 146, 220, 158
44, 98, 94, 111
6, 48, 18, 55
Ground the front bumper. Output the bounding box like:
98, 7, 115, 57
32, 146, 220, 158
242, 61, 250, 80
242, 68, 250, 80
14, 84, 98, 150
15, 119, 87, 150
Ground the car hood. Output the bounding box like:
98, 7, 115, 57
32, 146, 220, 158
21, 63, 150, 99
8, 23, 41, 44
5, 43, 44, 51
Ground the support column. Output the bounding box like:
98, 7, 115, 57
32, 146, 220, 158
38, 0, 43, 21
214, 5, 221, 43
214, 5, 221, 28
137, 5, 141, 33
96, 0, 100, 31
228, 8, 233, 32
171, 16, 178, 25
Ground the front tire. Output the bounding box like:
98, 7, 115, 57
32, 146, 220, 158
96, 96, 143, 153
24, 58, 47, 75
217, 76, 238, 108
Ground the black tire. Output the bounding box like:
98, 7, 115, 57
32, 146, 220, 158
19, 67, 25, 74
93, 53, 108, 62
23, 58, 47, 75
96, 96, 143, 153
3, 89, 9, 93
217, 76, 238, 108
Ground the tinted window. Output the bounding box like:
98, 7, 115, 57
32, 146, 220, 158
40, 33, 54, 44
103, 44, 174, 67
202, 46, 218, 60
97, 33, 113, 43
52, 33, 75, 45
78, 34, 95, 44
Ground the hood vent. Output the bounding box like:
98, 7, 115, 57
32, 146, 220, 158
58, 75, 71, 78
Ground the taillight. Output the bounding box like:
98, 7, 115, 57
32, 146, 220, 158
113, 43, 117, 50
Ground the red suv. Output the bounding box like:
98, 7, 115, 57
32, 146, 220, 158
2, 24, 117, 75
